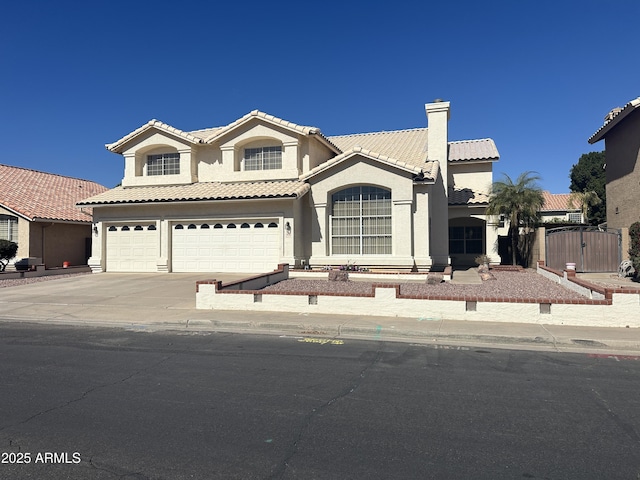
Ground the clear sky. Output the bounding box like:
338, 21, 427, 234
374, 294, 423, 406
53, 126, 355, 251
2, 0, 638, 192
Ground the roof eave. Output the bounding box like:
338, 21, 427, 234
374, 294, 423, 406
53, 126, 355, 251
106, 120, 203, 153
589, 97, 640, 144
301, 148, 428, 181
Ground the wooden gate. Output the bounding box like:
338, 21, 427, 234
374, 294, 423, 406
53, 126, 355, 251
545, 227, 621, 272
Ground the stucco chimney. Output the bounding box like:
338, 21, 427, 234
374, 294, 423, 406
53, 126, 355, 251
425, 100, 450, 188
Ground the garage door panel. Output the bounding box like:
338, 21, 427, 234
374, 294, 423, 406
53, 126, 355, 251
172, 221, 280, 273
106, 224, 158, 272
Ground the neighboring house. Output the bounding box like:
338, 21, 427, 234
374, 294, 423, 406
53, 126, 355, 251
78, 101, 500, 273
539, 191, 583, 224
0, 164, 108, 268
588, 96, 640, 231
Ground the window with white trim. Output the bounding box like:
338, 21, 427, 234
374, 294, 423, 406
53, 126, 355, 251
243, 146, 282, 171
568, 212, 582, 223
0, 215, 18, 242
330, 186, 392, 255
147, 153, 180, 176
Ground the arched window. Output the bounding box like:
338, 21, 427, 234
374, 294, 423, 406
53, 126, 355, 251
227, 223, 236, 229
175, 224, 184, 230
121, 226, 130, 231
254, 223, 264, 228
331, 186, 391, 255
188, 224, 197, 229
108, 226, 117, 232
241, 223, 250, 229
268, 222, 278, 228
134, 225, 143, 231
201, 224, 210, 229
213, 224, 223, 229
148, 225, 157, 231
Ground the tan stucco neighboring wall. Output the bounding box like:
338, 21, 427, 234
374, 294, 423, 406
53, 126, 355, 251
29, 222, 92, 268
603, 108, 640, 231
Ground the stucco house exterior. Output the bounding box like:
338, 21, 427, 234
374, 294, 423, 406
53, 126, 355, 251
588, 96, 640, 231
78, 101, 500, 273
0, 164, 108, 268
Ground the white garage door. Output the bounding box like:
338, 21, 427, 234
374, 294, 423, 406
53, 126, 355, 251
172, 221, 280, 273
106, 224, 159, 272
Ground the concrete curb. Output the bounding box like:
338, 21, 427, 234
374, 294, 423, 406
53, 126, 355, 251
1, 313, 640, 356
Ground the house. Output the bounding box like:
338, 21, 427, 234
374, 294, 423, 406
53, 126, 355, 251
0, 164, 108, 268
539, 191, 583, 224
77, 101, 500, 273
588, 96, 640, 231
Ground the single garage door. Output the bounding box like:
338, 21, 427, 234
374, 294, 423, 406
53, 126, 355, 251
172, 221, 280, 273
106, 224, 159, 272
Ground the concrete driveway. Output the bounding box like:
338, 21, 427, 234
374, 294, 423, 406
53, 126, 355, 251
0, 272, 248, 325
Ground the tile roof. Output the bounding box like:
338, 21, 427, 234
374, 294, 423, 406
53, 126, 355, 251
106, 111, 341, 154
589, 96, 640, 143
448, 188, 490, 206
0, 164, 108, 222
106, 119, 205, 153
300, 146, 438, 181
541, 191, 578, 212
328, 128, 429, 167
449, 139, 500, 162
77, 180, 310, 206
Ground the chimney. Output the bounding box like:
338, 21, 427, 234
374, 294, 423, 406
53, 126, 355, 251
425, 99, 451, 188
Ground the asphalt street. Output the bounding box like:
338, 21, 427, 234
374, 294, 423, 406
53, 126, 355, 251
1, 323, 640, 479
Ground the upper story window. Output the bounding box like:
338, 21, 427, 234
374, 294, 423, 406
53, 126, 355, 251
147, 153, 180, 176
0, 215, 18, 242
244, 146, 282, 171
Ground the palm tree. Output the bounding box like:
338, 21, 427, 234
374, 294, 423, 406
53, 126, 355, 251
486, 171, 545, 265
568, 190, 601, 224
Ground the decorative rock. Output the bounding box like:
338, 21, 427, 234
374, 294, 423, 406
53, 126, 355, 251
426, 274, 443, 285
328, 270, 349, 282
480, 271, 497, 281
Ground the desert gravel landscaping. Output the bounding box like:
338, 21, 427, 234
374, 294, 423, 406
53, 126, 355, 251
262, 269, 589, 300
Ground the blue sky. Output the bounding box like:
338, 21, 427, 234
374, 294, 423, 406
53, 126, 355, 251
2, 0, 638, 192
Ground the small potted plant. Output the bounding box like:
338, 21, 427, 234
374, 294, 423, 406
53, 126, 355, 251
475, 254, 490, 271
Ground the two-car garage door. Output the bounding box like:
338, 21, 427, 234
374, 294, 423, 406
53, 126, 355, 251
105, 221, 280, 273
172, 221, 280, 273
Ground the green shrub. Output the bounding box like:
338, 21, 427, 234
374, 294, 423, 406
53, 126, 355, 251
0, 239, 18, 272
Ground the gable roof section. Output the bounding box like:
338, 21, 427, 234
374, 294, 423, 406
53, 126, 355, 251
300, 146, 438, 181
77, 180, 310, 206
449, 139, 499, 162
0, 164, 108, 222
202, 110, 341, 153
589, 97, 640, 143
541, 191, 578, 212
106, 119, 205, 153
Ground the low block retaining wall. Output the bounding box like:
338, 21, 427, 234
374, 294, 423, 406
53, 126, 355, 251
0, 265, 91, 279
195, 263, 640, 328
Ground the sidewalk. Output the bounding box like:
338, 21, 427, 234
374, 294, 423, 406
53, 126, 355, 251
0, 272, 639, 355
